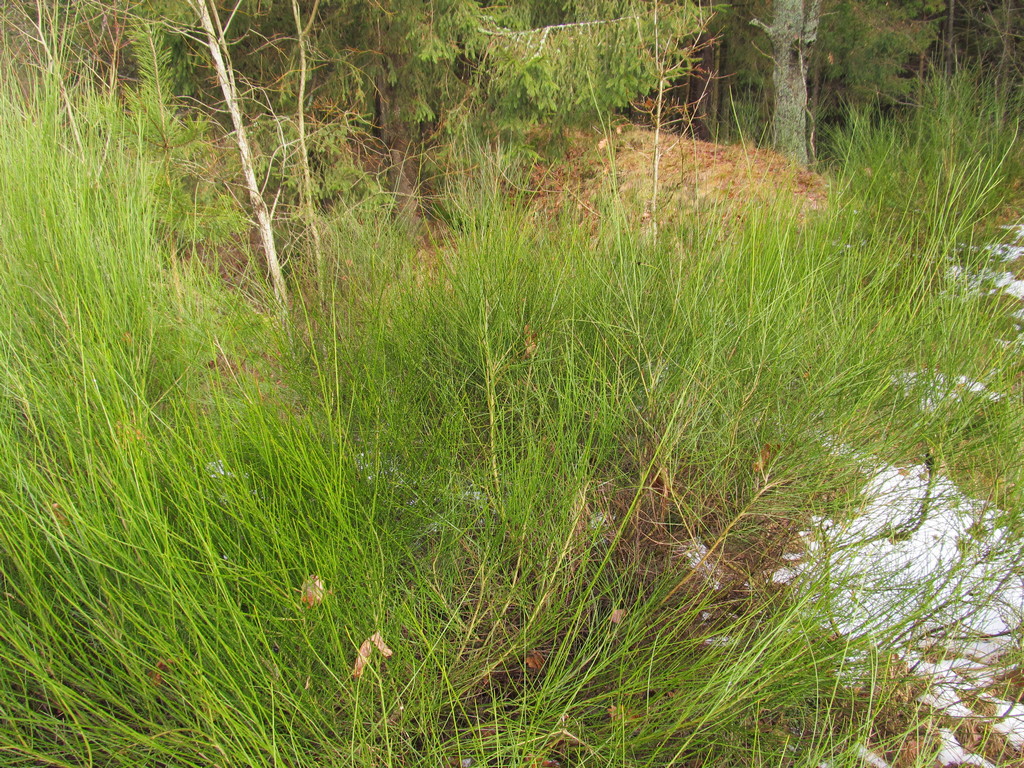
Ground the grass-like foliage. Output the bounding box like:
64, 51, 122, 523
0, 72, 1022, 767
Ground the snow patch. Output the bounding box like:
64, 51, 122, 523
982, 697, 1024, 749
805, 455, 1023, 640
935, 728, 995, 768
857, 745, 890, 768
895, 370, 1001, 410
676, 539, 725, 590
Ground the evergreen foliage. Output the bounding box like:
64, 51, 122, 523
126, 22, 245, 248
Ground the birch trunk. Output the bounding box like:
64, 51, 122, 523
192, 0, 288, 306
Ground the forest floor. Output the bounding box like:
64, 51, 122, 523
528, 125, 829, 229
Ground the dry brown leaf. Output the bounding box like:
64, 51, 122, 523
149, 658, 173, 686
352, 640, 373, 678
370, 631, 393, 657
524, 325, 539, 359
752, 444, 774, 474
352, 632, 393, 678
609, 608, 626, 624
299, 574, 329, 608
525, 651, 545, 672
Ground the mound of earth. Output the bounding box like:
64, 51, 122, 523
530, 126, 828, 227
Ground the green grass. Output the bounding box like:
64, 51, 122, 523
0, 71, 1022, 767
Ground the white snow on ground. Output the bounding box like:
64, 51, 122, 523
206, 459, 234, 478
675, 539, 725, 590
989, 271, 1024, 301
777, 453, 1024, 766
799, 456, 1024, 639
949, 224, 1024, 349
936, 728, 996, 767
949, 264, 1024, 299
895, 370, 1001, 409
990, 223, 1024, 262
984, 698, 1024, 749
857, 745, 891, 768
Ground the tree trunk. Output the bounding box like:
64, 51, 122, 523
291, 0, 325, 278
716, 35, 730, 137
709, 40, 721, 139
753, 0, 821, 165
375, 73, 421, 232
689, 33, 715, 141
945, 0, 956, 77
192, 0, 288, 306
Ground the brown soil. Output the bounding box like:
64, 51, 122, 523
529, 126, 829, 229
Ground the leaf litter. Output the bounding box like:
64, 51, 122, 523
352, 632, 393, 678
299, 574, 329, 608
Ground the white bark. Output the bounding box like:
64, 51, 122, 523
191, 0, 288, 306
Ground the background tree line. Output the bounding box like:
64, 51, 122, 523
3, 0, 1020, 286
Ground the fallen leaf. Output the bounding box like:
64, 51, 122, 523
524, 324, 539, 359
525, 650, 545, 672
370, 632, 393, 656
752, 443, 773, 474
352, 631, 393, 678
609, 608, 626, 624
597, 137, 608, 151
300, 574, 329, 608
149, 658, 174, 686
